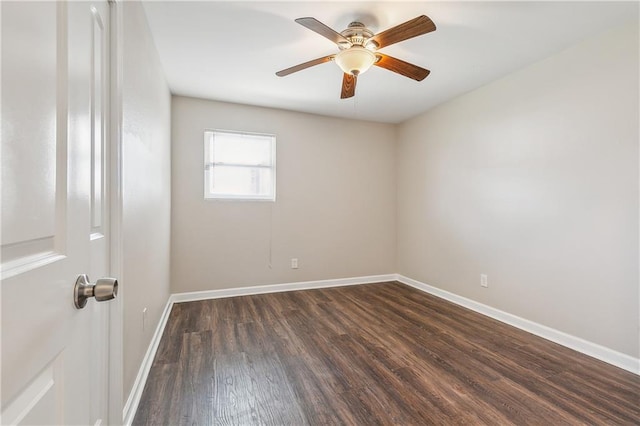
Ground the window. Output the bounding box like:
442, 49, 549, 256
204, 129, 276, 201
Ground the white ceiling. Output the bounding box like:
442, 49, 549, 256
143, 1, 637, 123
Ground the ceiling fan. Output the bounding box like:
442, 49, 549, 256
276, 15, 436, 99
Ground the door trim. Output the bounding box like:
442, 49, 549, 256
108, 0, 124, 423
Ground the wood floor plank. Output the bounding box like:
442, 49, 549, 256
133, 363, 179, 424
171, 331, 213, 426
212, 352, 308, 425
133, 282, 640, 425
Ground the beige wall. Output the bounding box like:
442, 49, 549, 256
397, 23, 639, 357
122, 1, 172, 400
171, 96, 396, 292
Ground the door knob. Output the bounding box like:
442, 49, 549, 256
74, 274, 118, 309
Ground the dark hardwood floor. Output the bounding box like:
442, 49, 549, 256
133, 282, 640, 425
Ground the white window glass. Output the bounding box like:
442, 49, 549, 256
204, 130, 276, 200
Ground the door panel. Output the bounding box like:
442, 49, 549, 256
1, 1, 112, 424
91, 5, 105, 234
0, 1, 64, 277
1, 357, 64, 425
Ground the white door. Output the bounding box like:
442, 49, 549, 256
1, 1, 114, 425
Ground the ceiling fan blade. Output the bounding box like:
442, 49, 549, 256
374, 53, 430, 81
340, 73, 356, 99
295, 17, 352, 47
369, 15, 436, 49
276, 55, 335, 77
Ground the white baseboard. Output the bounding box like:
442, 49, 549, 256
123, 299, 174, 426
122, 274, 396, 424
396, 274, 640, 376
170, 274, 397, 303
123, 272, 638, 423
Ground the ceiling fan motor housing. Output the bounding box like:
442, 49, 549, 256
339, 21, 376, 50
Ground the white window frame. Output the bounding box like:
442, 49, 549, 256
203, 129, 276, 201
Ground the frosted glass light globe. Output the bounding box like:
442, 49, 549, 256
335, 46, 376, 76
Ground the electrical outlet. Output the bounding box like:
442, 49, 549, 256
480, 274, 488, 288
142, 307, 148, 332
291, 258, 299, 269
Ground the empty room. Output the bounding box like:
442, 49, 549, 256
1, 1, 639, 425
